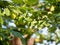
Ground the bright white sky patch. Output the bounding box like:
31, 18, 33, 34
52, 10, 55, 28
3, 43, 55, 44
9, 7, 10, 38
42, 27, 48, 35
39, 0, 44, 3
2, 25, 7, 28
36, 43, 44, 45
8, 22, 16, 27
43, 40, 47, 44
28, 13, 32, 16
4, 0, 12, 2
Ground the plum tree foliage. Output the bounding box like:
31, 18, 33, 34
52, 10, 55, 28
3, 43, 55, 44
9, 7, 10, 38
0, 0, 60, 45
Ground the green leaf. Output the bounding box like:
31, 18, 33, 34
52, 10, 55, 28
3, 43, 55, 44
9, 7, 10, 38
49, 26, 57, 33
0, 16, 3, 25
24, 0, 38, 5
11, 30, 25, 45
0, 1, 10, 8
45, 0, 57, 3
25, 17, 32, 22
11, 8, 21, 15
19, 6, 26, 13
11, 30, 22, 37
12, 0, 23, 4
4, 8, 10, 16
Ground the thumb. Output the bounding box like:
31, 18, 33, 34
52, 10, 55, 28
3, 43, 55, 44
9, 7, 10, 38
27, 34, 36, 45
10, 37, 23, 45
